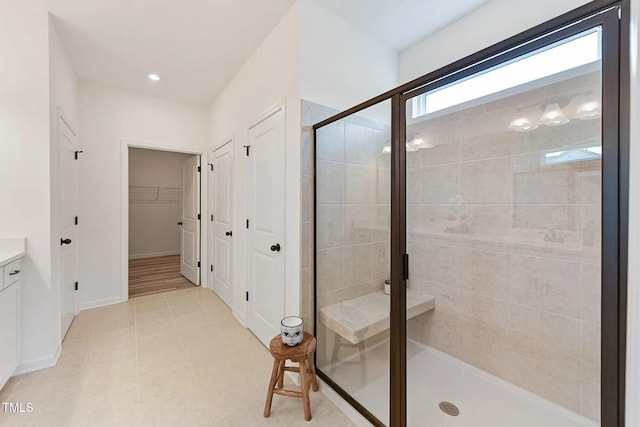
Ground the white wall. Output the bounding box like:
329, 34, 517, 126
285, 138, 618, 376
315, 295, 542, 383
128, 148, 193, 258
399, 0, 591, 83
78, 81, 208, 308
301, 0, 398, 122
49, 17, 79, 360
626, 1, 639, 426
0, 1, 55, 372
208, 1, 301, 323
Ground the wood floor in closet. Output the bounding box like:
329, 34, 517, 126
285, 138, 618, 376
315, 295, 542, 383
128, 254, 195, 297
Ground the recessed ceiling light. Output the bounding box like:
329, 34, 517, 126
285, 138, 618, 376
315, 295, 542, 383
148, 73, 160, 81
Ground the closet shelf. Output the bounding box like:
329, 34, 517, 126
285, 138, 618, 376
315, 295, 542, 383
129, 186, 181, 204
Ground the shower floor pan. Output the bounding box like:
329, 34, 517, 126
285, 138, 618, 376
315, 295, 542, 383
323, 339, 597, 427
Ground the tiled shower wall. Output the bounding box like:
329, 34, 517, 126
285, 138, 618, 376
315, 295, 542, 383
300, 100, 391, 362
301, 101, 332, 332
406, 72, 601, 421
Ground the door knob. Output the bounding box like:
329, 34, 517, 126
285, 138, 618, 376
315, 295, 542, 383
60, 238, 72, 245
225, 231, 232, 236
270, 243, 281, 252
177, 221, 183, 226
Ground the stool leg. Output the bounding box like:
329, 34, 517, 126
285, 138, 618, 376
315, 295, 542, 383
308, 355, 319, 392
264, 358, 280, 418
299, 357, 312, 421
277, 360, 285, 389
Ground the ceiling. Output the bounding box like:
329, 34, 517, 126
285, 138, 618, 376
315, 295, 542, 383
44, 0, 295, 105
314, 0, 489, 51
44, 0, 488, 106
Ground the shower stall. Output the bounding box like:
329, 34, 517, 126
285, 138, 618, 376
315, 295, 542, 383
312, 2, 628, 427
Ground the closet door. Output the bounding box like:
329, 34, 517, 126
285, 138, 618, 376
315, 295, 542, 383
181, 155, 200, 285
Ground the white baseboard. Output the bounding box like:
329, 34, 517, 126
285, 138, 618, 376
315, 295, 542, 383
79, 296, 126, 311
14, 344, 61, 376
318, 377, 374, 427
128, 251, 180, 259
232, 311, 247, 328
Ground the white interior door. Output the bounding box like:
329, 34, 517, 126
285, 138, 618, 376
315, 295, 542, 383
180, 155, 200, 285
247, 107, 286, 347
209, 143, 233, 307
59, 116, 79, 338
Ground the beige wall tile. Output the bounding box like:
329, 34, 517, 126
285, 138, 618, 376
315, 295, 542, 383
343, 244, 373, 286
419, 139, 460, 166
461, 157, 512, 204
580, 262, 601, 323
460, 249, 511, 300
513, 164, 582, 204
420, 164, 461, 204
301, 174, 313, 222
344, 122, 376, 167
301, 128, 313, 175
466, 205, 512, 236
581, 169, 602, 203
345, 164, 376, 205
460, 132, 513, 161
316, 205, 345, 249
345, 206, 375, 245
513, 204, 581, 232
510, 254, 582, 318
580, 380, 601, 421
370, 241, 390, 282
582, 203, 601, 248
316, 120, 344, 162
317, 160, 345, 205
316, 247, 344, 294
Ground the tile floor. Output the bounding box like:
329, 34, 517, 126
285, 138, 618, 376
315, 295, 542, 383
0, 287, 355, 427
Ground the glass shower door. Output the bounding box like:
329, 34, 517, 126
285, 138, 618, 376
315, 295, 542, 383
315, 99, 392, 425
404, 28, 604, 427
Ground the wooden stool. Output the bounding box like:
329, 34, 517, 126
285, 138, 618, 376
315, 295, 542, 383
264, 331, 319, 421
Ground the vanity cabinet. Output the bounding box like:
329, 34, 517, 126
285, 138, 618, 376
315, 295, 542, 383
0, 239, 25, 390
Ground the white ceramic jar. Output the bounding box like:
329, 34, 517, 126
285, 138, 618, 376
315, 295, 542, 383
281, 316, 304, 346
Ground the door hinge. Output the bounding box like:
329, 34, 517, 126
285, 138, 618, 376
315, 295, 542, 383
74, 150, 83, 160
403, 253, 409, 280
618, 6, 622, 19
197, 261, 201, 268
243, 145, 251, 156
246, 291, 249, 301
197, 166, 201, 172
210, 265, 213, 272
246, 219, 249, 229
197, 213, 201, 220
74, 216, 78, 225
210, 214, 214, 221
74, 281, 78, 291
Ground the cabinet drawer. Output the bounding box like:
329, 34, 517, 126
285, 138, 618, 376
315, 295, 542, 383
3, 259, 21, 289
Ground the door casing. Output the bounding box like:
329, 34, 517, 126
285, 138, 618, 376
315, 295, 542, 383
208, 140, 234, 307
120, 140, 205, 301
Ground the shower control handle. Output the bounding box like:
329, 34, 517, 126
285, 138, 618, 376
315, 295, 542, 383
270, 243, 281, 252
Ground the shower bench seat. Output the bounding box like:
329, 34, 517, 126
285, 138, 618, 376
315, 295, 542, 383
319, 289, 435, 345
